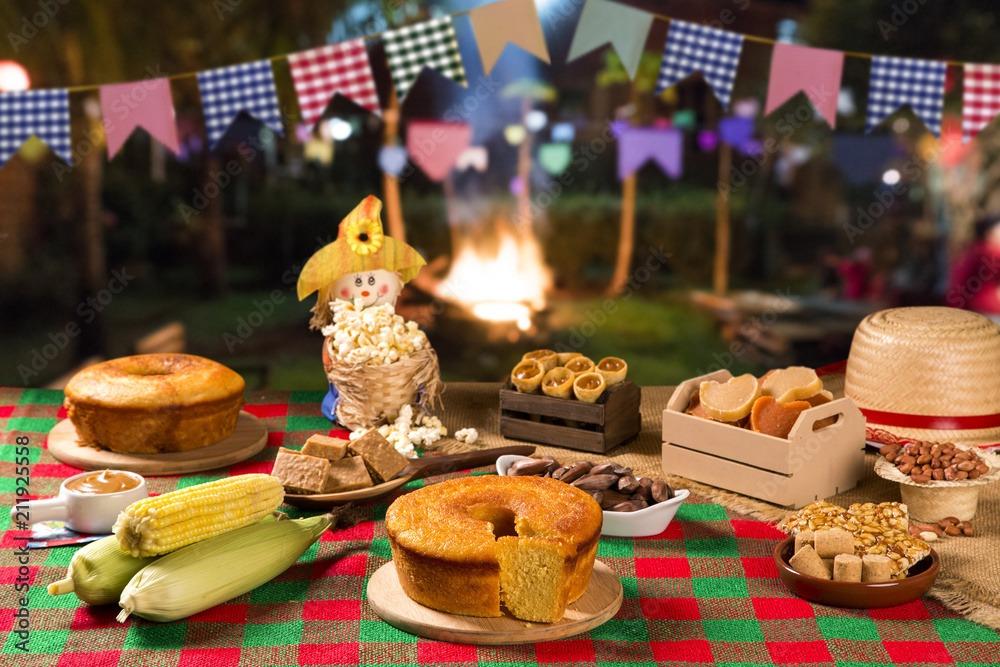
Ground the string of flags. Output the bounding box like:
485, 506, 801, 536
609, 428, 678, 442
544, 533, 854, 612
2, 0, 999, 171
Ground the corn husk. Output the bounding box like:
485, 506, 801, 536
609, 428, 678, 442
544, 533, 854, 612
47, 536, 157, 605
117, 513, 330, 623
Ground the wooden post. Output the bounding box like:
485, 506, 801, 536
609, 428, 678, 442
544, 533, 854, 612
382, 89, 406, 242
607, 174, 637, 296
714, 141, 732, 295
516, 97, 533, 228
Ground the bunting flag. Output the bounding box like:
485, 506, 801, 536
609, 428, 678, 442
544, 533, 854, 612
455, 146, 488, 172
765, 43, 843, 128
962, 63, 1000, 141
656, 20, 744, 109
719, 116, 754, 148
567, 0, 653, 80
469, 0, 550, 75
538, 142, 571, 175
0, 89, 72, 167
288, 39, 380, 127
865, 55, 946, 136
406, 120, 471, 182
617, 126, 683, 180
384, 17, 466, 102
99, 78, 180, 158
197, 60, 283, 148
378, 145, 408, 176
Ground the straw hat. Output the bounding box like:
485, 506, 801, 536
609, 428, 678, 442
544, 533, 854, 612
845, 306, 1000, 446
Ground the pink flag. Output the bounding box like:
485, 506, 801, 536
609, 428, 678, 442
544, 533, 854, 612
765, 43, 843, 128
406, 120, 472, 182
99, 78, 180, 158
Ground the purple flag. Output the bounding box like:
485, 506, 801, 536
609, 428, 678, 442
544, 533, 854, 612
617, 127, 683, 180
719, 116, 754, 149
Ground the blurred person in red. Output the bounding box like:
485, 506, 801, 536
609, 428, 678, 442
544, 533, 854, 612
948, 215, 1000, 320
839, 247, 874, 300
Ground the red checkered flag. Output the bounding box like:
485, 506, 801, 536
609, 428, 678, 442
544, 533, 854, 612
288, 39, 381, 127
963, 63, 1000, 141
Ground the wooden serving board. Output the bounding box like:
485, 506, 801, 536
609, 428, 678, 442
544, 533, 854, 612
47, 412, 267, 476
367, 560, 623, 645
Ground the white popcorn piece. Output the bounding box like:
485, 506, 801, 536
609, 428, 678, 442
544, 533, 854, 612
322, 301, 430, 368
454, 428, 479, 445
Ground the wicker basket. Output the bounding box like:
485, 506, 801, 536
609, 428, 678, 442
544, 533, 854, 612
845, 307, 1000, 446
323, 338, 443, 431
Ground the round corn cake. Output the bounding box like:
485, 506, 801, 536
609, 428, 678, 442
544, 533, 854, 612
385, 475, 602, 619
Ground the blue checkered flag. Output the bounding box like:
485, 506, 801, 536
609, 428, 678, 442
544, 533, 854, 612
197, 60, 284, 148
0, 89, 72, 167
866, 56, 946, 136
656, 20, 744, 109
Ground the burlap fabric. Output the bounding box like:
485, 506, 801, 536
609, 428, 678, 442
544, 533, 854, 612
434, 383, 1000, 629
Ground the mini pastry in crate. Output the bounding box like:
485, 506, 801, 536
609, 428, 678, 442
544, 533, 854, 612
296, 195, 441, 430
509, 350, 627, 403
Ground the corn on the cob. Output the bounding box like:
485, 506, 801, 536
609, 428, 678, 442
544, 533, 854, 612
47, 536, 157, 605
117, 513, 331, 622
113, 474, 283, 557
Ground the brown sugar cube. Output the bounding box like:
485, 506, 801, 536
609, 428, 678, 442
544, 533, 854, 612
302, 434, 349, 461
324, 456, 374, 492
271, 447, 330, 494
862, 554, 893, 583
349, 430, 409, 483
788, 544, 831, 580
794, 530, 815, 553
814, 528, 855, 558
833, 554, 862, 582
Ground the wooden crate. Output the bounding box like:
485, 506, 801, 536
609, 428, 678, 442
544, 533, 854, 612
500, 381, 641, 454
661, 370, 865, 508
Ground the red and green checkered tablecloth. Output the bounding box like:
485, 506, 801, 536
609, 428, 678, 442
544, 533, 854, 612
2, 387, 999, 666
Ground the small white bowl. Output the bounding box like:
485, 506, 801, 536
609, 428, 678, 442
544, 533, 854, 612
495, 455, 688, 537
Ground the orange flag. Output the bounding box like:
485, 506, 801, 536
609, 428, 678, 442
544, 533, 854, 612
469, 0, 550, 74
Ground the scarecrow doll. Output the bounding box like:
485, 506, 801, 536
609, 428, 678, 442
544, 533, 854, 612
297, 195, 436, 423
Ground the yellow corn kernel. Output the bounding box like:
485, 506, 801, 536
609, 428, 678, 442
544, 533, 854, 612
114, 474, 283, 557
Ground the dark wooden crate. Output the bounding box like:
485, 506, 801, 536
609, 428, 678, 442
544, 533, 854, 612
499, 381, 641, 454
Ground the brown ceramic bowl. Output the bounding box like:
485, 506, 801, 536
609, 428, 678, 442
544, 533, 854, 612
773, 537, 939, 608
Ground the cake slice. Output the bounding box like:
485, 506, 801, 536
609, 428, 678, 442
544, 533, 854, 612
271, 447, 329, 494
349, 430, 409, 482
495, 535, 575, 623
325, 456, 374, 492
302, 434, 349, 461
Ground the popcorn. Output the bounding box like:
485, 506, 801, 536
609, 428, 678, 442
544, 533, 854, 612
320, 300, 429, 367
454, 428, 479, 445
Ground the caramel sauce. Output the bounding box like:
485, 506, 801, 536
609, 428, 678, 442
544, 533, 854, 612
544, 376, 569, 387
513, 364, 540, 379
576, 375, 603, 390
566, 359, 593, 373
598, 357, 625, 371
66, 470, 139, 495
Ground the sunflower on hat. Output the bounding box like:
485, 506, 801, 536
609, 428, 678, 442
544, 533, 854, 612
297, 195, 426, 328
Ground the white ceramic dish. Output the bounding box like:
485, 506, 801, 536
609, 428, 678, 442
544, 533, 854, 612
495, 454, 688, 537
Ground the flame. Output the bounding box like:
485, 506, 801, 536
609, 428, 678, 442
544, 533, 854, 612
436, 223, 551, 331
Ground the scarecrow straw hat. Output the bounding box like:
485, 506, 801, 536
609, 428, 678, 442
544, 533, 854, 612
845, 306, 1000, 446
296, 195, 426, 302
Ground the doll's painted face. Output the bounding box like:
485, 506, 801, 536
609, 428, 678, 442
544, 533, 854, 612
332, 269, 402, 308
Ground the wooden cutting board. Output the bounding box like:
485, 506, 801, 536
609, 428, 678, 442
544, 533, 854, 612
47, 412, 268, 476
367, 560, 622, 644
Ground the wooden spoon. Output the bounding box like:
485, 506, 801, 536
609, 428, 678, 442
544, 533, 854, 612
283, 445, 536, 508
